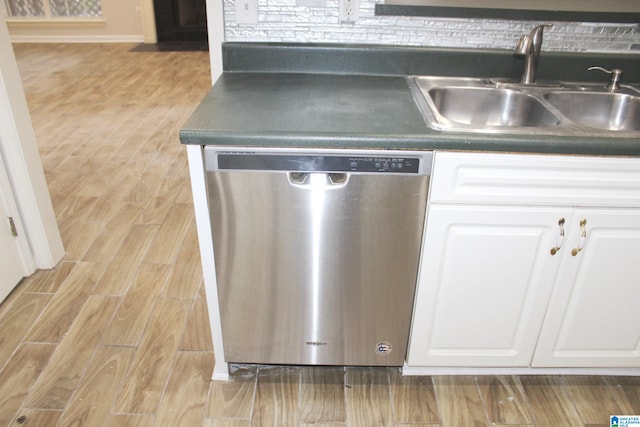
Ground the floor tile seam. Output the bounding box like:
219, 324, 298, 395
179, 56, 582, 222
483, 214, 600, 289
0, 339, 47, 378
0, 288, 50, 317
137, 261, 178, 271
558, 375, 594, 426
429, 375, 443, 425
430, 376, 444, 427
118, 103, 182, 152
203, 360, 217, 422
387, 367, 397, 426
475, 375, 534, 425
390, 372, 443, 425
205, 365, 258, 420
44, 124, 116, 176
5, 288, 65, 363
296, 366, 347, 425
83, 261, 116, 296
392, 423, 443, 426
13, 340, 62, 410
109, 348, 169, 416
107, 349, 157, 418
177, 288, 202, 325
525, 375, 583, 427
561, 375, 636, 425
513, 375, 539, 426
602, 375, 640, 413
81, 221, 144, 265
19, 334, 100, 412
59, 222, 109, 262
52, 196, 100, 225
102, 343, 139, 350
472, 375, 494, 426
132, 263, 186, 300
189, 369, 212, 427
134, 194, 181, 225
87, 106, 154, 151
100, 284, 163, 347
141, 204, 194, 266
144, 331, 190, 417
52, 341, 124, 418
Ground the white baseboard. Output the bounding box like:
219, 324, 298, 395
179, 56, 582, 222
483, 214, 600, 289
402, 364, 640, 376
10, 34, 145, 43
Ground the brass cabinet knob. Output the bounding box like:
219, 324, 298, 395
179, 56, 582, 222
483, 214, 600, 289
550, 217, 565, 256
571, 219, 587, 256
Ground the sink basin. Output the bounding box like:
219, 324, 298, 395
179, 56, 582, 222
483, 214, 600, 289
428, 87, 560, 128
544, 91, 640, 131
410, 76, 640, 136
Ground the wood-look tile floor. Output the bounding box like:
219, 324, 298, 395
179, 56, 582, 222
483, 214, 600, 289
1, 43, 639, 426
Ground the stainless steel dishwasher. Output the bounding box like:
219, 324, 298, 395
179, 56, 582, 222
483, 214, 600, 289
204, 147, 433, 366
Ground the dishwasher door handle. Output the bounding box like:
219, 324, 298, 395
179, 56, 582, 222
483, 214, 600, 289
288, 172, 349, 187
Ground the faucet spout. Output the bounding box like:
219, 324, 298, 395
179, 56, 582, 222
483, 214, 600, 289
514, 24, 553, 84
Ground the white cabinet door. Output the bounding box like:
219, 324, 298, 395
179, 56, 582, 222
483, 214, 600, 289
532, 209, 640, 368
407, 205, 571, 367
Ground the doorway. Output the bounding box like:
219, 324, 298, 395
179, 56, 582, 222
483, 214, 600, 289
153, 0, 207, 43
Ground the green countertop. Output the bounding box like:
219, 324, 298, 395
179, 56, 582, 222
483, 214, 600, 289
180, 44, 640, 156
180, 72, 640, 156
180, 73, 430, 147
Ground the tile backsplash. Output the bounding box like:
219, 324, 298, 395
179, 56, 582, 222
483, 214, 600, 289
224, 0, 640, 53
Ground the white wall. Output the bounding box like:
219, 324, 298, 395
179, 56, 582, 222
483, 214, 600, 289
5, 0, 145, 43
0, 14, 64, 269
223, 0, 640, 53
6, 0, 638, 51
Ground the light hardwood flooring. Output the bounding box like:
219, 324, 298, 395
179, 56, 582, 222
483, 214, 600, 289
1, 43, 639, 426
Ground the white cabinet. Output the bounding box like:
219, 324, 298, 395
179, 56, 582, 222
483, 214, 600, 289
407, 205, 570, 367
532, 209, 640, 368
408, 152, 640, 370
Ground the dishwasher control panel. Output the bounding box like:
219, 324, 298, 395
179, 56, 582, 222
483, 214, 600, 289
217, 153, 421, 174
346, 156, 420, 173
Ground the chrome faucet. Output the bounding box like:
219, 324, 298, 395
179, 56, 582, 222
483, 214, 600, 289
514, 24, 553, 84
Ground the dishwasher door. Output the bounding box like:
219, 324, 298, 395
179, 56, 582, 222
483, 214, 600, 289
204, 147, 432, 366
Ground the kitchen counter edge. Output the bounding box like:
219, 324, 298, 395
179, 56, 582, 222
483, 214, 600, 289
180, 43, 640, 157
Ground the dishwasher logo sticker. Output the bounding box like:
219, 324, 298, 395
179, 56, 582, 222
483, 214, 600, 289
376, 342, 392, 355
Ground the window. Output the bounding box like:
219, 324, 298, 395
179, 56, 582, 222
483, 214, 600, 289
4, 0, 102, 18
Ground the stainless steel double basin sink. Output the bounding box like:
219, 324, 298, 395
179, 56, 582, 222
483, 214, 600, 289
409, 76, 640, 135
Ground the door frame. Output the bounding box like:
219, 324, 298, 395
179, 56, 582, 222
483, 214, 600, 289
0, 144, 33, 277
0, 14, 64, 270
